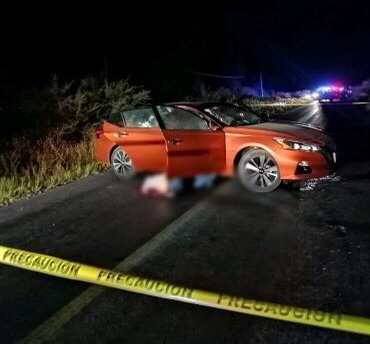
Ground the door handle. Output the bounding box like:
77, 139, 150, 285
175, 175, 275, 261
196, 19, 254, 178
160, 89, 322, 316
114, 131, 128, 137
168, 138, 183, 145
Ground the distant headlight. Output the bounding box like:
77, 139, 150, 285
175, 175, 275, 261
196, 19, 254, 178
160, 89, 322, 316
273, 137, 321, 152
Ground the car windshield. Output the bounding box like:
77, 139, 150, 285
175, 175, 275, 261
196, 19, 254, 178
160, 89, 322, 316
203, 105, 262, 126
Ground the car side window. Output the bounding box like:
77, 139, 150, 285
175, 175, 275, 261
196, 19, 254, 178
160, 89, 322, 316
108, 113, 125, 127
156, 106, 209, 130
121, 108, 160, 128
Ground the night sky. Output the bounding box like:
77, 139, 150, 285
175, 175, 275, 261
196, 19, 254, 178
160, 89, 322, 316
1, 1, 370, 98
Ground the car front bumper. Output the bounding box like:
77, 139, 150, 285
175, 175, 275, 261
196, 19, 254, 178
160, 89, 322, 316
278, 146, 336, 180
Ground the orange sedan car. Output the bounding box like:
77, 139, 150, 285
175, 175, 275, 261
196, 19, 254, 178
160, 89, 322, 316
94, 102, 336, 192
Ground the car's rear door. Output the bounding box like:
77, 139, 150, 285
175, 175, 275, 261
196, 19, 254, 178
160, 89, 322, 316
103, 107, 167, 172
155, 105, 225, 177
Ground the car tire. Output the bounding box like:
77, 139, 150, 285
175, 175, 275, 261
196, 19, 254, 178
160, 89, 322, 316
237, 148, 281, 193
110, 146, 136, 180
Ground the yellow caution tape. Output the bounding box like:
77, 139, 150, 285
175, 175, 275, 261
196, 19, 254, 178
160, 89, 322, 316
1, 244, 369, 336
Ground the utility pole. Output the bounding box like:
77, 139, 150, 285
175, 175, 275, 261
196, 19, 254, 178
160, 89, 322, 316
259, 72, 264, 97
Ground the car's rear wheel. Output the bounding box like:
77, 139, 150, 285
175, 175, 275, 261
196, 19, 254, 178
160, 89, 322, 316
110, 146, 135, 180
237, 148, 281, 193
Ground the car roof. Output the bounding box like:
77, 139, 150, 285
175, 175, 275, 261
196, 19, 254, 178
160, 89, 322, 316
164, 101, 228, 111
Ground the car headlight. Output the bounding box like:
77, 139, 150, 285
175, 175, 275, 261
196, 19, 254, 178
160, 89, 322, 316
273, 137, 321, 152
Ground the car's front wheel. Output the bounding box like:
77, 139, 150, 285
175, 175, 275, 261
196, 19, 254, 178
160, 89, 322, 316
110, 146, 135, 180
237, 148, 281, 193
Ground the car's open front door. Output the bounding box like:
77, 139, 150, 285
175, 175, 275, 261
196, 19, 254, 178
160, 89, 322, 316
103, 108, 167, 172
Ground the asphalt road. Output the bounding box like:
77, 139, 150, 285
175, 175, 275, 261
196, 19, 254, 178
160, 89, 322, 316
271, 101, 370, 165
1, 102, 370, 343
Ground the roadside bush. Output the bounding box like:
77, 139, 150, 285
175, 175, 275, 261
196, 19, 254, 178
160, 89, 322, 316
185, 84, 234, 101
4, 75, 151, 140
0, 76, 150, 206
0, 129, 107, 206
47, 75, 151, 136
187, 83, 309, 106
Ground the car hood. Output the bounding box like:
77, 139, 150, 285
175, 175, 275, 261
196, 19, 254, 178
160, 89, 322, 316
230, 122, 332, 145
266, 119, 326, 132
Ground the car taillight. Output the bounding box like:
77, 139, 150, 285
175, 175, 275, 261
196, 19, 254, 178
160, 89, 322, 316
95, 126, 104, 138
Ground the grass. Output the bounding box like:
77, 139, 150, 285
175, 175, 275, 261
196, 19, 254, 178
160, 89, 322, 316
0, 75, 152, 207
241, 97, 310, 118
243, 97, 310, 106
0, 129, 107, 207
